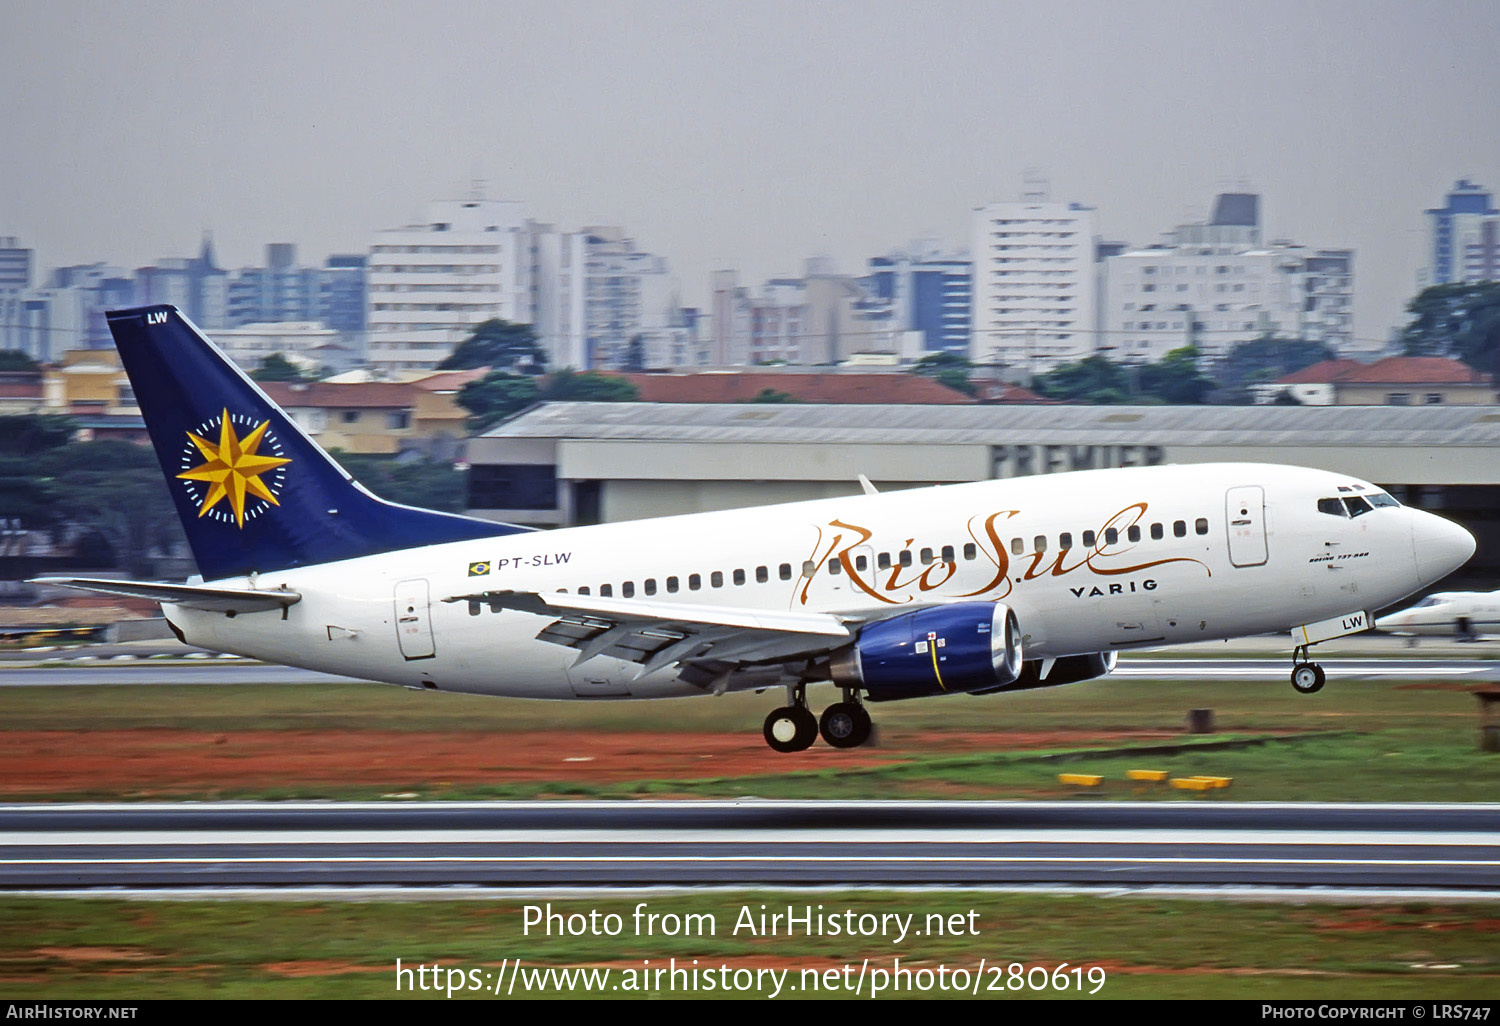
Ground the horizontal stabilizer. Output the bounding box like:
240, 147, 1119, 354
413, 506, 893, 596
31, 577, 300, 614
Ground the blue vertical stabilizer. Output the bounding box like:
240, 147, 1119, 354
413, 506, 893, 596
107, 304, 530, 580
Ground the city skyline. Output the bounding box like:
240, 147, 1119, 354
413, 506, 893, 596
3, 0, 1498, 347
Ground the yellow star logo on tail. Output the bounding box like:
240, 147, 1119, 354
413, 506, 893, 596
177, 410, 292, 528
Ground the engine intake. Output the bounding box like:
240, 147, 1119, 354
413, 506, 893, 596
830, 601, 1022, 701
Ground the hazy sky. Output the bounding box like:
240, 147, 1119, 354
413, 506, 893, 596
4, 0, 1498, 346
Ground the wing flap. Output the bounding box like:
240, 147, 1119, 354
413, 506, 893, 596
445, 588, 856, 672
31, 577, 301, 614
445, 588, 854, 636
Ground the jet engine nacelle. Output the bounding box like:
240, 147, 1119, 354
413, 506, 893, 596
971, 651, 1118, 695
830, 602, 1022, 701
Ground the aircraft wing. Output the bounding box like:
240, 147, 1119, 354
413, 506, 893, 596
444, 588, 858, 681
30, 577, 301, 614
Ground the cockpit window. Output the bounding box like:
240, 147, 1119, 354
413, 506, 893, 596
1317, 497, 1347, 517
1367, 491, 1400, 508
1344, 495, 1374, 517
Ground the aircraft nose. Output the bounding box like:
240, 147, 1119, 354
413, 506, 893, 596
1411, 511, 1476, 585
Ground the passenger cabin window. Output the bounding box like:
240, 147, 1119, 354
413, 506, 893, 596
710, 571, 723, 588
855, 554, 868, 571
801, 561, 817, 577
963, 543, 977, 560
1150, 522, 1163, 540
1011, 538, 1024, 555
622, 581, 635, 598
827, 559, 841, 575
579, 586, 590, 596
941, 544, 955, 562
1082, 530, 1096, 548
756, 565, 768, 583
600, 584, 613, 597
899, 550, 912, 567
1033, 535, 1046, 552
666, 576, 678, 593
643, 579, 656, 596
920, 547, 934, 564
878, 552, 891, 569
1105, 528, 1119, 545
733, 568, 746, 586
1195, 518, 1209, 535
689, 573, 702, 591
1127, 525, 1141, 543
1058, 533, 1072, 551
1173, 520, 1186, 537
779, 563, 792, 581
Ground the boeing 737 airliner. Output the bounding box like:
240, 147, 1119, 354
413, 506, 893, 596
37, 306, 1477, 751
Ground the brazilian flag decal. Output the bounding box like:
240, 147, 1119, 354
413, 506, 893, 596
468, 561, 491, 577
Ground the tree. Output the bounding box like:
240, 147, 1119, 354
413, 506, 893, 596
1216, 334, 1337, 391
1137, 345, 1214, 404
623, 335, 647, 373
1032, 355, 1132, 403
44, 440, 185, 576
910, 351, 977, 396
456, 369, 641, 433
1401, 281, 1500, 377
0, 414, 76, 456
751, 387, 798, 403
251, 352, 311, 382
542, 370, 640, 403
0, 350, 40, 372
438, 320, 547, 373
333, 453, 467, 512
455, 372, 542, 432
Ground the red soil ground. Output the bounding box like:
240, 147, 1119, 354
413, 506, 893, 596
0, 727, 1184, 796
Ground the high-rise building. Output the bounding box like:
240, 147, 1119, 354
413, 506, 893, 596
0, 236, 32, 292
135, 235, 227, 329
1099, 194, 1354, 361
577, 226, 684, 371
1424, 179, 1499, 286
227, 245, 367, 335
970, 196, 1098, 374
867, 242, 972, 357
710, 270, 752, 367
366, 200, 529, 372
526, 222, 587, 370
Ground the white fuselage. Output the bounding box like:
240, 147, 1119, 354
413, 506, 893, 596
163, 462, 1471, 700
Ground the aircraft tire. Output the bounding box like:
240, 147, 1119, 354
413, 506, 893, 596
819, 702, 872, 749
764, 706, 818, 752
1291, 662, 1325, 694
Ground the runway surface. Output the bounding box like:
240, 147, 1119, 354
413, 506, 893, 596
2, 801, 1497, 891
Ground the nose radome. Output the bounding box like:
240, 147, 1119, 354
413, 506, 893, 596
1411, 512, 1476, 585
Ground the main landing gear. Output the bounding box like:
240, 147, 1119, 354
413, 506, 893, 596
763, 686, 873, 752
1290, 644, 1326, 694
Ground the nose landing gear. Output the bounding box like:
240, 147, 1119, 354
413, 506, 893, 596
1290, 644, 1326, 694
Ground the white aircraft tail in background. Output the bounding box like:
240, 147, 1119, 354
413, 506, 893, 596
1377, 590, 1500, 641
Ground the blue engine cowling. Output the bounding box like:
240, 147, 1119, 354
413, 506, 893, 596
829, 602, 1023, 701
